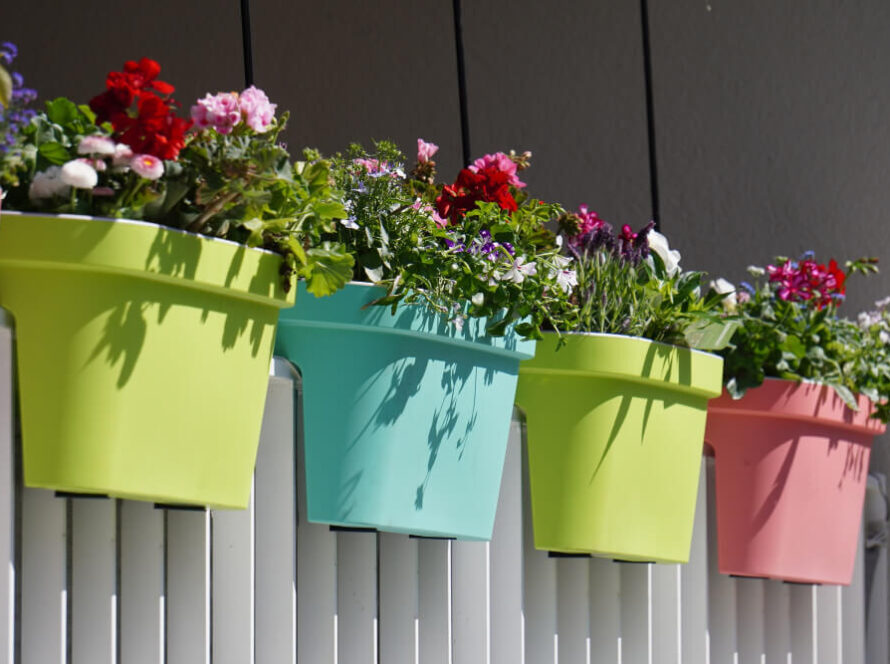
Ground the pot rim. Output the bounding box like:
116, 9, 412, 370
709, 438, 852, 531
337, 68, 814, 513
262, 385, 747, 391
0, 209, 282, 257
540, 329, 720, 359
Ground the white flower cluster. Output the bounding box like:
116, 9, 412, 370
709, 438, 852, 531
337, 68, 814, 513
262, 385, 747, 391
859, 296, 890, 344
28, 135, 164, 203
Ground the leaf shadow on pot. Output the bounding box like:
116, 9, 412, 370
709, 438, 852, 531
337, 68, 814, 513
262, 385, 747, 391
589, 341, 694, 483
87, 228, 277, 387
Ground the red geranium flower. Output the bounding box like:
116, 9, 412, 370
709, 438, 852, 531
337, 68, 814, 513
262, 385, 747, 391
435, 165, 518, 225
89, 58, 190, 161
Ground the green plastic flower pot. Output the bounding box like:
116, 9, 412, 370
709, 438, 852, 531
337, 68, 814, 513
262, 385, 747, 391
275, 282, 535, 540
516, 333, 723, 562
0, 212, 294, 508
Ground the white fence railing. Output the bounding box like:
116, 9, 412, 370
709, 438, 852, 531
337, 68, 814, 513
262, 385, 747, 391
0, 318, 872, 663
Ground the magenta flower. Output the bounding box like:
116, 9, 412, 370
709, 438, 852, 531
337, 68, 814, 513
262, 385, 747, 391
239, 85, 276, 133
417, 138, 439, 163
191, 92, 242, 135
468, 152, 526, 188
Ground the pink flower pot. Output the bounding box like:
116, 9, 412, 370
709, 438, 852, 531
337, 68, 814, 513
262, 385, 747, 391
705, 378, 885, 585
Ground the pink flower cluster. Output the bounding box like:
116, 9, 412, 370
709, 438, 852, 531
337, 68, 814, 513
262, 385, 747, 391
468, 152, 526, 188
417, 139, 438, 163
766, 256, 846, 309
190, 85, 277, 135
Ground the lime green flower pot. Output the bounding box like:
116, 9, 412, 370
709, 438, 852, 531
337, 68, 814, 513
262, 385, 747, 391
516, 333, 723, 562
0, 212, 294, 508
275, 282, 535, 540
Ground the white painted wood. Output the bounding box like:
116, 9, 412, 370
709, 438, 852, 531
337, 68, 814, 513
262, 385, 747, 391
71, 498, 117, 664
336, 531, 378, 664
489, 413, 523, 664
556, 557, 590, 663
417, 538, 451, 664
763, 581, 791, 664
21, 488, 67, 664
589, 558, 621, 663
789, 584, 816, 664
651, 564, 681, 664
706, 457, 738, 663
735, 579, 765, 664
255, 369, 297, 664
679, 458, 709, 664
451, 540, 490, 664
815, 585, 841, 664
378, 533, 418, 664
293, 374, 337, 664
0, 318, 14, 664
119, 500, 165, 664
211, 483, 255, 664
620, 563, 651, 664
166, 508, 210, 664
521, 430, 557, 664
841, 525, 865, 664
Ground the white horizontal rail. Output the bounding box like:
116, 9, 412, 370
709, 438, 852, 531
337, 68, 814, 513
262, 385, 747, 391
0, 320, 871, 663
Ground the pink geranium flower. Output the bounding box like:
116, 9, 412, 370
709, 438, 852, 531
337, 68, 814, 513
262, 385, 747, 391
468, 152, 525, 188
417, 138, 439, 163
239, 85, 276, 133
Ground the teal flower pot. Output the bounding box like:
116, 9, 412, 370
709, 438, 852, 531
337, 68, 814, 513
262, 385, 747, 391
275, 282, 535, 540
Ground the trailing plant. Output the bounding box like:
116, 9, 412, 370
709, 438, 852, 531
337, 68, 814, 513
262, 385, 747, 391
547, 205, 738, 350
715, 253, 890, 421
0, 55, 352, 294
325, 139, 574, 338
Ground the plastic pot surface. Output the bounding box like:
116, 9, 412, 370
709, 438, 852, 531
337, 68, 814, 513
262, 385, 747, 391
276, 282, 535, 540
0, 212, 293, 508
516, 332, 723, 562
706, 378, 885, 585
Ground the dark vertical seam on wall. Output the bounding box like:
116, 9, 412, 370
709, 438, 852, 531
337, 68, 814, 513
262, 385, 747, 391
240, 0, 255, 87
452, 0, 472, 165
639, 0, 661, 229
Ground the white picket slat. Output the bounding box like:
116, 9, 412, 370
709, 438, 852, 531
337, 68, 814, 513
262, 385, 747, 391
119, 500, 165, 664
815, 585, 841, 663
417, 538, 451, 664
706, 458, 738, 663
336, 531, 378, 664
521, 431, 557, 664
451, 540, 490, 664
378, 534, 418, 664
255, 367, 298, 664
0, 318, 14, 664
841, 526, 866, 664
679, 458, 709, 664
764, 580, 791, 664
211, 483, 255, 664
789, 584, 816, 663
651, 564, 681, 664
589, 558, 621, 663
620, 563, 651, 664
489, 414, 524, 664
20, 489, 67, 664
556, 557, 590, 663
71, 498, 117, 664
166, 508, 210, 664
736, 578, 765, 664
294, 376, 337, 664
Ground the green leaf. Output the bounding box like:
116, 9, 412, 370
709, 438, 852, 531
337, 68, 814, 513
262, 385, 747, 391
828, 382, 859, 411
780, 334, 807, 359
302, 248, 354, 297
0, 65, 11, 109
45, 97, 79, 126
314, 202, 347, 220
683, 319, 741, 351
38, 141, 72, 165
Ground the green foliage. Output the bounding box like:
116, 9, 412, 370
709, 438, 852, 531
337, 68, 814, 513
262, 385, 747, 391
327, 142, 572, 338
546, 230, 737, 351
0, 99, 352, 294
0, 64, 10, 109
717, 262, 890, 422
